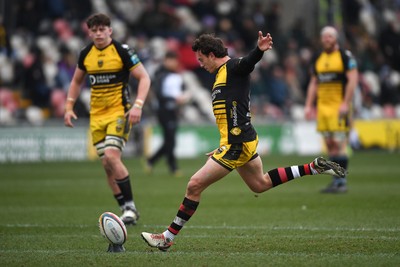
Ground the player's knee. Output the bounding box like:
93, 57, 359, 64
102, 149, 121, 172
248, 178, 270, 194
102, 136, 125, 159
256, 187, 268, 194
101, 153, 113, 173
104, 149, 122, 164
186, 177, 204, 196
249, 184, 265, 194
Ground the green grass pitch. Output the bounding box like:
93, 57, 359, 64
0, 151, 399, 266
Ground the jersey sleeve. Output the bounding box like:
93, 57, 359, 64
343, 50, 357, 71
232, 46, 264, 75
114, 41, 141, 71
77, 43, 93, 71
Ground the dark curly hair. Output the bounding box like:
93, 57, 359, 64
192, 33, 228, 58
86, 13, 111, 28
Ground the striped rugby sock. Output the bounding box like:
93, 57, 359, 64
268, 163, 313, 187
163, 197, 199, 241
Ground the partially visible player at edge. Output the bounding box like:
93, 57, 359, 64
305, 26, 358, 193
64, 13, 151, 225
141, 31, 346, 251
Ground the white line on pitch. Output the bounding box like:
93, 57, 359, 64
2, 223, 399, 232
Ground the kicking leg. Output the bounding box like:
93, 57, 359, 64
238, 155, 345, 194
142, 158, 230, 251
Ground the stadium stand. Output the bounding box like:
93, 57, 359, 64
0, 0, 399, 126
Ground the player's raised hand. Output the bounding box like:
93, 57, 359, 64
257, 31, 273, 52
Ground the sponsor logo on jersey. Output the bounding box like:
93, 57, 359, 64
89, 74, 117, 85
130, 54, 140, 65
318, 73, 338, 83
230, 127, 241, 136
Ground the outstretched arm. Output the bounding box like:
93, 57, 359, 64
235, 31, 273, 74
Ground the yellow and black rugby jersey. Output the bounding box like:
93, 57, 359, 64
312, 49, 357, 107
212, 47, 264, 145
77, 39, 141, 115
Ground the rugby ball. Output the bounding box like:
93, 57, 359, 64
98, 212, 127, 245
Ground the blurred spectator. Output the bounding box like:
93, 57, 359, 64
138, 1, 182, 38
358, 36, 385, 72
264, 1, 285, 57
53, 45, 89, 118
379, 10, 400, 71
178, 32, 200, 71
216, 17, 240, 45
250, 62, 269, 118
105, 0, 144, 27
55, 45, 76, 92
0, 88, 18, 125
266, 64, 290, 117
264, 1, 281, 37
283, 53, 305, 105
379, 66, 400, 107
288, 17, 310, 48
298, 47, 313, 96
0, 16, 12, 58
190, 0, 216, 20
342, 0, 361, 27
238, 15, 259, 51
53, 18, 74, 41
45, 0, 67, 19
22, 45, 51, 111
15, 0, 44, 36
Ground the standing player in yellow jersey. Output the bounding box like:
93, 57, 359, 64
64, 13, 151, 225
305, 26, 358, 193
141, 32, 346, 251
